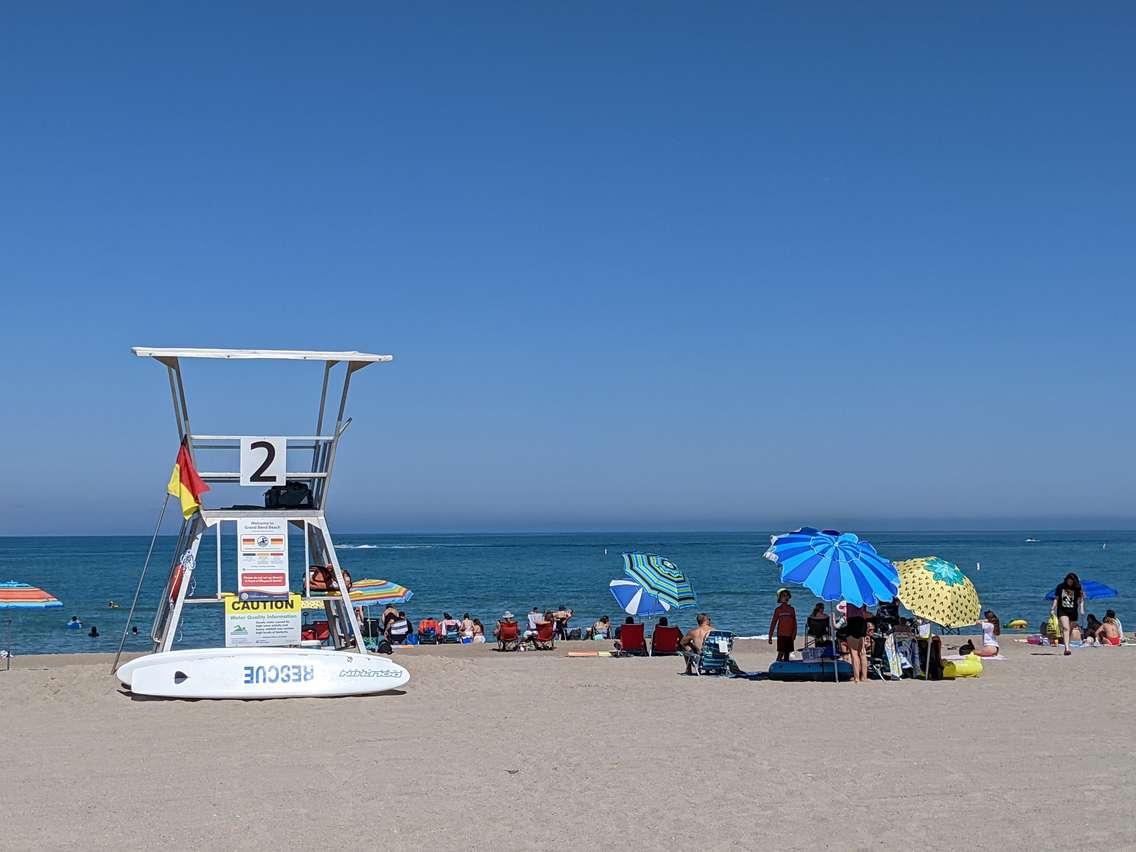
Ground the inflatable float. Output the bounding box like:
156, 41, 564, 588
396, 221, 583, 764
941, 653, 983, 679
767, 659, 853, 682
1006, 619, 1029, 630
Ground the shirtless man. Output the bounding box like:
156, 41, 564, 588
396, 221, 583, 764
679, 613, 714, 674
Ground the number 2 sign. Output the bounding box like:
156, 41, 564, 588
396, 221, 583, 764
240, 437, 287, 487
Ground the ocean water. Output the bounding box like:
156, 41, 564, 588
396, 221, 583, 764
1, 531, 1132, 655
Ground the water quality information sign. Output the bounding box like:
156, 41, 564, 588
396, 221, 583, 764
224, 594, 301, 647
237, 517, 289, 595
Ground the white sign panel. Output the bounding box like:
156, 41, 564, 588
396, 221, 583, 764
240, 437, 287, 487
225, 594, 302, 647
237, 517, 290, 595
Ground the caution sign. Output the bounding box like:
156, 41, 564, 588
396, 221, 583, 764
224, 593, 301, 647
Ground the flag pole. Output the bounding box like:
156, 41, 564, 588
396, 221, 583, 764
111, 493, 171, 674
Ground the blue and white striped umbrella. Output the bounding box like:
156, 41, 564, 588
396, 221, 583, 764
764, 528, 899, 607
622, 553, 696, 609
609, 579, 671, 617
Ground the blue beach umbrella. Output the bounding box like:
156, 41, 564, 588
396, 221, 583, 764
763, 528, 899, 607
622, 553, 696, 609
609, 579, 671, 618
1044, 579, 1118, 601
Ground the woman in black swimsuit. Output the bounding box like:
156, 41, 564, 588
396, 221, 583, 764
1050, 572, 1083, 656
844, 603, 870, 682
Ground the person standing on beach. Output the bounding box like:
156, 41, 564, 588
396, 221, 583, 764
552, 605, 573, 640
843, 602, 869, 682
767, 589, 797, 662
1051, 572, 1084, 656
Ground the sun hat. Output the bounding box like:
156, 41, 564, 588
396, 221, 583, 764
776, 587, 791, 599
502, 610, 514, 619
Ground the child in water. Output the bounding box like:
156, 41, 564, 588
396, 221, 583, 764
768, 588, 798, 662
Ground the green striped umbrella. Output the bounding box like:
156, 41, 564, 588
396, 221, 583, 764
622, 553, 696, 609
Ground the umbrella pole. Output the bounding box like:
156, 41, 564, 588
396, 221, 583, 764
830, 612, 839, 686
112, 493, 170, 674
4, 615, 10, 671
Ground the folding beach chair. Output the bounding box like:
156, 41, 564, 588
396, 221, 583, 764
529, 621, 555, 650
417, 618, 440, 644
441, 623, 461, 644
695, 630, 736, 676
651, 625, 682, 655
617, 623, 647, 656
804, 616, 831, 649
497, 620, 520, 651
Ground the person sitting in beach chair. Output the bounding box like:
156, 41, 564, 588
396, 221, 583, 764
524, 607, 546, 640
439, 612, 461, 643
615, 622, 647, 656
386, 612, 412, 645
495, 612, 520, 651
805, 603, 832, 649
679, 614, 741, 675
1097, 611, 1123, 646
529, 620, 555, 650
651, 618, 682, 655
587, 615, 611, 639
417, 617, 440, 644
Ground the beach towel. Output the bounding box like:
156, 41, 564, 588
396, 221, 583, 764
943, 653, 1006, 661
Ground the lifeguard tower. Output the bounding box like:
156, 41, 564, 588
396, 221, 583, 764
114, 348, 410, 699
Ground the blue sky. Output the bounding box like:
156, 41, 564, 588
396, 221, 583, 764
1, 4, 1133, 534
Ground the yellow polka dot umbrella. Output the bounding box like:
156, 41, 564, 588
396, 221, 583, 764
894, 557, 980, 628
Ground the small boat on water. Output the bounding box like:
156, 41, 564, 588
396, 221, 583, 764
113, 347, 409, 700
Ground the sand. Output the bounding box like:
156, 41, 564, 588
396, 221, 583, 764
2, 639, 1134, 850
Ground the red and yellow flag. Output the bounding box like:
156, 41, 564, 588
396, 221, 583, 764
167, 438, 209, 518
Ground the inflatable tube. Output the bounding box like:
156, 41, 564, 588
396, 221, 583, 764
767, 659, 853, 682
1006, 619, 1029, 630
942, 653, 983, 679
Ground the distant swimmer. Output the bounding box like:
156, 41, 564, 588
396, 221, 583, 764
131, 626, 140, 636
108, 600, 119, 608
66, 616, 82, 629
88, 625, 99, 638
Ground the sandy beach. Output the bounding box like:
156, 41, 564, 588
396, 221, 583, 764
2, 639, 1134, 850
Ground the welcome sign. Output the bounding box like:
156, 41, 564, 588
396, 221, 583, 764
236, 517, 289, 595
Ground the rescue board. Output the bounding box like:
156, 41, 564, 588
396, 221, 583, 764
117, 647, 409, 699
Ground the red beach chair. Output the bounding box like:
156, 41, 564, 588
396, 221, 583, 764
618, 623, 647, 656
530, 621, 555, 650
651, 625, 682, 655
497, 620, 520, 651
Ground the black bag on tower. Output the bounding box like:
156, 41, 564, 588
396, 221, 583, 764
264, 480, 314, 509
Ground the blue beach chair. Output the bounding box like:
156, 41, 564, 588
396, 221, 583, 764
695, 630, 736, 676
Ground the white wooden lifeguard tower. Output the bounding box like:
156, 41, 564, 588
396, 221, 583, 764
114, 348, 410, 699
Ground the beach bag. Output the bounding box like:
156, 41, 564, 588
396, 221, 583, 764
1044, 613, 1060, 639
308, 565, 352, 592
265, 481, 314, 509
